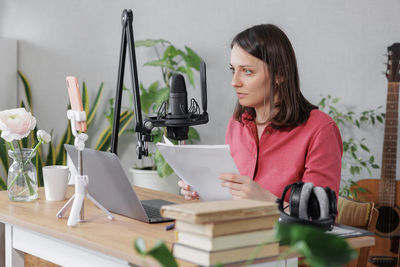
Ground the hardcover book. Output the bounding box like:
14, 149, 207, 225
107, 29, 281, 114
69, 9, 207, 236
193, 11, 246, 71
161, 199, 278, 223
175, 228, 276, 251
175, 215, 278, 237
173, 242, 279, 266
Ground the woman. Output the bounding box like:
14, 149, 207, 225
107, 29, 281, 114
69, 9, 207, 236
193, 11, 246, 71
178, 24, 342, 202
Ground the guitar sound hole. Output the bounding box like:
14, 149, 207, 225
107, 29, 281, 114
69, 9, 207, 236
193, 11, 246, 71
376, 206, 399, 233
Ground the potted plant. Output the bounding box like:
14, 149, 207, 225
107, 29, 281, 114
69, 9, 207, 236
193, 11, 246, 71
99, 39, 201, 194
318, 95, 385, 199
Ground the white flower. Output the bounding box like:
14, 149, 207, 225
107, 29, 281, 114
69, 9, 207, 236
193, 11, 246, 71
36, 130, 51, 144
0, 108, 36, 142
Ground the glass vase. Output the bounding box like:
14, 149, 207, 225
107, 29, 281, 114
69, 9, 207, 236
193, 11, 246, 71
7, 149, 38, 202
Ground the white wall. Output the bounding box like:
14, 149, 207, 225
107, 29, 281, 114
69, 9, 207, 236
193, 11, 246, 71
0, 39, 17, 110
0, 0, 399, 180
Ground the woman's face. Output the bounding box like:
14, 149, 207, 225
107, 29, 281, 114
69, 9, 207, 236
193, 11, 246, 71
230, 44, 271, 110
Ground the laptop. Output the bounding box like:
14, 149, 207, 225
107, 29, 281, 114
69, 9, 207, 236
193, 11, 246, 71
64, 144, 175, 223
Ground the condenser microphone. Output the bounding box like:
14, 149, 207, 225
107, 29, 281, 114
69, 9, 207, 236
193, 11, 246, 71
167, 74, 189, 140
142, 60, 209, 144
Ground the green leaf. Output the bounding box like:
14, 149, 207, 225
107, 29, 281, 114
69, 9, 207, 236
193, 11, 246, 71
276, 223, 357, 267
0, 176, 6, 190
135, 39, 170, 48
144, 59, 174, 69
355, 166, 361, 174
360, 144, 370, 152
146, 240, 178, 267
187, 127, 200, 143
177, 66, 194, 86
369, 156, 375, 164
332, 97, 340, 104
376, 115, 383, 123
163, 45, 179, 60
140, 82, 159, 114
140, 82, 170, 115
94, 126, 112, 152
134, 238, 178, 267
350, 166, 355, 176
32, 148, 44, 187
372, 164, 380, 169
82, 82, 89, 116
358, 187, 368, 193
134, 237, 147, 254
154, 150, 174, 177
104, 98, 115, 127
55, 124, 72, 165
370, 115, 375, 125
0, 137, 9, 174
20, 136, 28, 150
184, 46, 202, 71
359, 116, 367, 122
87, 83, 104, 127
18, 70, 33, 110
318, 98, 326, 109
152, 87, 170, 113
151, 129, 164, 144
342, 142, 348, 152
186, 66, 195, 86
46, 142, 56, 166
95, 111, 134, 151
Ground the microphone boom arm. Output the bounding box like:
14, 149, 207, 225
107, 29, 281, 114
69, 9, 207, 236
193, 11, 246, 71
111, 9, 151, 158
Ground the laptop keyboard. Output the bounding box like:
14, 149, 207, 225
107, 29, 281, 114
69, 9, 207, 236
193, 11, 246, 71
142, 204, 162, 219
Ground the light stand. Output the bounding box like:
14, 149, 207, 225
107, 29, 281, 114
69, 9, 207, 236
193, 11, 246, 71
56, 110, 114, 227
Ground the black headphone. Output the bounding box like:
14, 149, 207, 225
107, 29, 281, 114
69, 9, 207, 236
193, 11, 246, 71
276, 182, 337, 231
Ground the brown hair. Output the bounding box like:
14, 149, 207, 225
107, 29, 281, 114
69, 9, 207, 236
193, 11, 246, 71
231, 24, 317, 129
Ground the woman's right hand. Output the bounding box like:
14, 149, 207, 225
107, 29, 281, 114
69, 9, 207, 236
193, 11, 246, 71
178, 180, 199, 200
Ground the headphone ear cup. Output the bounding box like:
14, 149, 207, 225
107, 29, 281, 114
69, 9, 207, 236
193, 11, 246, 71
298, 182, 314, 219
307, 193, 320, 219
313, 186, 330, 220
325, 187, 338, 217
288, 182, 304, 218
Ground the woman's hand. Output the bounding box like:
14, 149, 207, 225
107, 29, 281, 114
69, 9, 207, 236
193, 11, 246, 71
219, 173, 277, 202
177, 180, 199, 200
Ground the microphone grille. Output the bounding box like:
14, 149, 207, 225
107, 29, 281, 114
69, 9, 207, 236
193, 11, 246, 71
170, 74, 186, 93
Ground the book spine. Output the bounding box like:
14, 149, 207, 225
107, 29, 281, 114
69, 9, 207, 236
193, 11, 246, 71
175, 215, 278, 237
175, 229, 276, 251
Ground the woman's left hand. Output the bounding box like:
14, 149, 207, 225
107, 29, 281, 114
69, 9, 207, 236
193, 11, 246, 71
219, 173, 277, 202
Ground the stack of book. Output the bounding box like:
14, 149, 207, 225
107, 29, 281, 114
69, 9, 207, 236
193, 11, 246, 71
161, 199, 280, 266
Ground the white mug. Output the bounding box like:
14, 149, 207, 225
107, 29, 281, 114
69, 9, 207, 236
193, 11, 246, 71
43, 165, 70, 201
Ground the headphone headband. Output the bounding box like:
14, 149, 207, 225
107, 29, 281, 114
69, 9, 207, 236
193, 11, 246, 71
277, 182, 337, 231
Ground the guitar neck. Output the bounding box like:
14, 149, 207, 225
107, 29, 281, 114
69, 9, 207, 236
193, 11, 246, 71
379, 82, 399, 205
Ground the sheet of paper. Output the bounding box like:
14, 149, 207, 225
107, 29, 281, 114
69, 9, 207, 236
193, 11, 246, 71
156, 143, 238, 201
327, 224, 371, 238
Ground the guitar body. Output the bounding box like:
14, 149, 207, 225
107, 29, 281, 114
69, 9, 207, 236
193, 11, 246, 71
357, 179, 400, 266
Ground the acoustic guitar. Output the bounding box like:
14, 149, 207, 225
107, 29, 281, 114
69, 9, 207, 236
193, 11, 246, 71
356, 43, 400, 267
